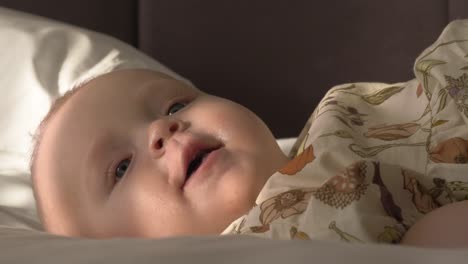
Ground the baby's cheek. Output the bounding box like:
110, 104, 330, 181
225, 167, 261, 209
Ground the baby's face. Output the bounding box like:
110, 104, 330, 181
34, 69, 289, 238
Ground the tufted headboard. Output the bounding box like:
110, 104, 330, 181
1, 0, 467, 137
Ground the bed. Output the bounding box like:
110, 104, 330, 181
0, 0, 468, 263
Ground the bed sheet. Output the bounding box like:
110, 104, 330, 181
1, 227, 468, 264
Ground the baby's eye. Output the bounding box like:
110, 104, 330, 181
167, 102, 187, 116
115, 158, 131, 181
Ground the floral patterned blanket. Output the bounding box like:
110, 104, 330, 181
222, 20, 468, 244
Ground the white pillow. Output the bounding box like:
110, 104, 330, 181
0, 7, 192, 229
277, 137, 296, 155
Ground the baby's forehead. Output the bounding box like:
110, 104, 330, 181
64, 70, 179, 113
81, 69, 177, 95
76, 69, 173, 92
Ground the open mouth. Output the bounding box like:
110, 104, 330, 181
184, 146, 220, 184
186, 149, 211, 178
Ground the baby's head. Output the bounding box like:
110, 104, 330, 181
31, 69, 289, 238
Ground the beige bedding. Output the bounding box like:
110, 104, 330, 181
223, 20, 468, 245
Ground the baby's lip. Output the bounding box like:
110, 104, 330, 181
180, 138, 222, 189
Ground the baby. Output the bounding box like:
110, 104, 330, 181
29, 68, 468, 248
30, 69, 291, 238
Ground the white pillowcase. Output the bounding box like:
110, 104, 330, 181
0, 7, 193, 229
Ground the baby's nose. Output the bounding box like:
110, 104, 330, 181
148, 118, 185, 157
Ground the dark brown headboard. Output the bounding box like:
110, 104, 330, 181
1, 0, 468, 137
